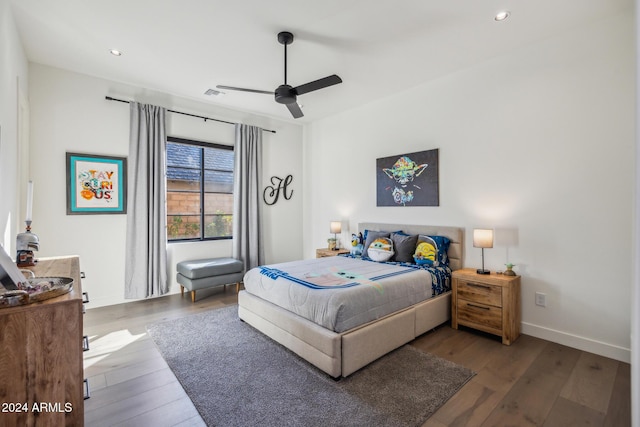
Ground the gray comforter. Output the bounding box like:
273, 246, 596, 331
242, 256, 443, 333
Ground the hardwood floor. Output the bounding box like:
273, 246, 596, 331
83, 286, 237, 426
83, 288, 630, 426
414, 328, 630, 426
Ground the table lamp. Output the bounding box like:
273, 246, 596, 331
473, 228, 493, 274
330, 221, 342, 250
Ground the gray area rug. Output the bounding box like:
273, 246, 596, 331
147, 305, 474, 427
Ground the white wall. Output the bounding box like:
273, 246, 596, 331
0, 0, 29, 254
28, 63, 303, 307
303, 12, 634, 362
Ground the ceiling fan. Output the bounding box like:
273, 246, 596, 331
216, 31, 342, 119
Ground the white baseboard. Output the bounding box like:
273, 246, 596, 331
84, 288, 182, 309
521, 322, 630, 363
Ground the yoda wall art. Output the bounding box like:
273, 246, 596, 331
376, 148, 439, 207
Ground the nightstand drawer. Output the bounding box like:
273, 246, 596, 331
457, 299, 502, 330
457, 280, 502, 307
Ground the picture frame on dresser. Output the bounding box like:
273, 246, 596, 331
0, 243, 27, 289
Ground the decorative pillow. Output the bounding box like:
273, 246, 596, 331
390, 232, 418, 263
415, 235, 451, 267
367, 237, 394, 262
414, 237, 438, 266
361, 230, 390, 259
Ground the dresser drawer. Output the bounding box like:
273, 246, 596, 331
457, 299, 502, 331
457, 280, 502, 307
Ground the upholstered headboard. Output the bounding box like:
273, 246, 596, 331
357, 222, 464, 271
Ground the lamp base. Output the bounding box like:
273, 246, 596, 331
17, 250, 37, 267
476, 269, 490, 275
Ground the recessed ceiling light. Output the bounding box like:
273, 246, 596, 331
109, 49, 122, 56
494, 11, 510, 21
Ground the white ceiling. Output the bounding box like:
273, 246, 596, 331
9, 0, 632, 123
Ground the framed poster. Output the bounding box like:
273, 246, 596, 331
0, 243, 25, 290
376, 148, 439, 206
66, 152, 127, 214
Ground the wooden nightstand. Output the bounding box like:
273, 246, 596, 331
451, 268, 521, 345
316, 248, 351, 258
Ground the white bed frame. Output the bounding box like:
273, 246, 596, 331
238, 223, 464, 378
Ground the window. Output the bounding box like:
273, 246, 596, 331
166, 137, 234, 241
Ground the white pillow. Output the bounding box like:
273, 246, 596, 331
367, 237, 394, 262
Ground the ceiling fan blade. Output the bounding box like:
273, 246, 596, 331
294, 75, 342, 96
216, 85, 274, 95
286, 102, 304, 119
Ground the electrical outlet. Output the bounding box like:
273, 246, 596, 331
535, 292, 547, 307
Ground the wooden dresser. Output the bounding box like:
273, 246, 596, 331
0, 256, 84, 426
451, 268, 521, 345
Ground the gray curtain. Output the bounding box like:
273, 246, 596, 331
125, 102, 168, 299
233, 124, 264, 271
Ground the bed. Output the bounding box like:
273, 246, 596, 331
238, 223, 464, 378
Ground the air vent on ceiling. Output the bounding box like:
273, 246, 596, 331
204, 88, 224, 96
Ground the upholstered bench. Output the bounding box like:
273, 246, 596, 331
176, 258, 244, 302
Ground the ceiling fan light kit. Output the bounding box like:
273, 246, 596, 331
216, 31, 342, 119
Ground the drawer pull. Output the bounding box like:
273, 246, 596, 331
80, 271, 86, 279
467, 283, 491, 290
83, 378, 90, 400
82, 335, 90, 351
82, 292, 90, 304
467, 303, 491, 310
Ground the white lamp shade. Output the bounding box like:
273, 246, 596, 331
473, 229, 494, 248
330, 221, 342, 234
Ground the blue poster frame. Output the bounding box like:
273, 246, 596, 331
66, 152, 127, 215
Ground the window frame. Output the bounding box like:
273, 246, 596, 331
166, 136, 234, 243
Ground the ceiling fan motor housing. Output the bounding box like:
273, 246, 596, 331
275, 85, 297, 104
277, 31, 294, 45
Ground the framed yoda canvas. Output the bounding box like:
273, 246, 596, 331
376, 148, 439, 207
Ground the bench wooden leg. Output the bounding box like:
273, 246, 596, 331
180, 285, 184, 297
191, 290, 196, 303
236, 282, 241, 293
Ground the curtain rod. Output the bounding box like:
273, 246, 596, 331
105, 96, 276, 134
